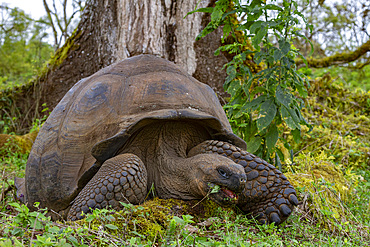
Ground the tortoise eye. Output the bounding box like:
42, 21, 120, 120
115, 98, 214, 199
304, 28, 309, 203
217, 168, 229, 178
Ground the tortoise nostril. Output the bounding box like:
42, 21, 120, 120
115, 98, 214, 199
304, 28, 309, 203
239, 176, 247, 185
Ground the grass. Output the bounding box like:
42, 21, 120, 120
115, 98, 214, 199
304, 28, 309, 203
0, 148, 369, 246
0, 72, 369, 246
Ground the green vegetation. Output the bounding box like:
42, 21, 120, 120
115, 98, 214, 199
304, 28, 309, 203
0, 0, 369, 246
0, 6, 53, 91
189, 0, 313, 167
0, 165, 369, 246
0, 67, 369, 246
312, 66, 370, 92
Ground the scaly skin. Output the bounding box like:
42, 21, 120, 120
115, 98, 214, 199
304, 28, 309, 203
68, 154, 147, 220
189, 140, 299, 225
67, 137, 297, 224
67, 151, 248, 221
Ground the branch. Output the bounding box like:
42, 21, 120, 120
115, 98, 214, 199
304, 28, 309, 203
43, 0, 58, 48
296, 39, 370, 68
347, 58, 370, 70
63, 0, 68, 40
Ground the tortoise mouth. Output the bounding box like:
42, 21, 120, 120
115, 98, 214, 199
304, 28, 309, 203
220, 187, 238, 199
207, 183, 239, 205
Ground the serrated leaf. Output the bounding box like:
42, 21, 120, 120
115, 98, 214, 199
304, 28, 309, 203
273, 49, 283, 61
241, 21, 255, 30
227, 79, 241, 95
48, 226, 61, 234
266, 124, 279, 152
292, 128, 301, 143
281, 106, 300, 129
222, 23, 232, 42
226, 65, 236, 77
211, 7, 223, 23
29, 218, 44, 230
247, 136, 262, 153
250, 20, 263, 34
222, 9, 237, 19
252, 27, 267, 49
276, 85, 292, 108
0, 238, 23, 247
244, 95, 267, 111
85, 214, 95, 222
196, 25, 217, 40
267, 20, 280, 28
172, 216, 185, 224
257, 98, 277, 131
279, 40, 290, 56
296, 83, 308, 98
265, 4, 283, 11
242, 82, 251, 98
210, 184, 221, 194
230, 93, 243, 106
214, 47, 222, 56
56, 239, 72, 247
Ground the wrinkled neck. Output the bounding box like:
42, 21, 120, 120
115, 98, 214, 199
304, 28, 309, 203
121, 121, 211, 198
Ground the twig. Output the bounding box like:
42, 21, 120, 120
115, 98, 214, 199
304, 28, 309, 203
30, 212, 40, 246
192, 187, 215, 208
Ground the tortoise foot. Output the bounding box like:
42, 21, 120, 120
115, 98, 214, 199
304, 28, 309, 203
190, 140, 298, 225
240, 184, 298, 225
67, 153, 147, 221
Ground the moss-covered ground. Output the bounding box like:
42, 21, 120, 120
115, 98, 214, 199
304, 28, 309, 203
0, 74, 369, 246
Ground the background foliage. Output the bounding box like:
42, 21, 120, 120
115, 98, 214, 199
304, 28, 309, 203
0, 6, 53, 91
190, 0, 313, 167
0, 0, 369, 245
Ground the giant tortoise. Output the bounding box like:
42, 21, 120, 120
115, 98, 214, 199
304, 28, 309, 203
16, 54, 298, 224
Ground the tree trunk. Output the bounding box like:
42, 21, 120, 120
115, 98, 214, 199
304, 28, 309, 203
0, 0, 228, 133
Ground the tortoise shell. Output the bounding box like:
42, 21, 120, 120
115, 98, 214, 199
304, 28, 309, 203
25, 54, 246, 212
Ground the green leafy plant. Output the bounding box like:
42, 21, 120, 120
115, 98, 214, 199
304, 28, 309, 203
4, 202, 50, 237
188, 0, 313, 166
167, 215, 196, 245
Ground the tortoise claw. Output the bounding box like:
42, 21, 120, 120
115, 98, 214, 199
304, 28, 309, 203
279, 204, 292, 217
288, 193, 299, 206
256, 201, 293, 225
258, 217, 267, 224
255, 210, 281, 225
270, 212, 281, 225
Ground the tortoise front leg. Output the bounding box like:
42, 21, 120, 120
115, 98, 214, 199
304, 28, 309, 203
189, 140, 298, 225
68, 153, 147, 220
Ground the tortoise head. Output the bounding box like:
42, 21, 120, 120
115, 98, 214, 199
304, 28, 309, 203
187, 153, 247, 206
